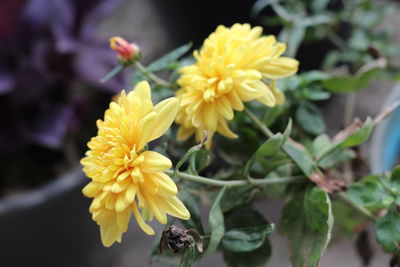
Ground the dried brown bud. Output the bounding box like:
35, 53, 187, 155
159, 225, 203, 254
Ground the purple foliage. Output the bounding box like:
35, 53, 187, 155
0, 0, 123, 152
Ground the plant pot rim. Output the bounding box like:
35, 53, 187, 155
370, 83, 400, 173
0, 165, 85, 215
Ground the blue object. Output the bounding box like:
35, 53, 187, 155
370, 84, 400, 173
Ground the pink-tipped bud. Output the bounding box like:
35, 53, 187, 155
109, 36, 140, 63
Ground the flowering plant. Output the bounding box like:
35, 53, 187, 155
80, 1, 400, 266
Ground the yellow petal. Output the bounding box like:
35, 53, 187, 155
132, 202, 155, 235
217, 96, 234, 120
236, 82, 263, 101
217, 119, 238, 139
162, 196, 190, 220
141, 151, 172, 172
111, 178, 130, 193
82, 182, 103, 198
100, 215, 122, 247
125, 184, 137, 203
254, 81, 276, 107
177, 126, 195, 141
132, 80, 151, 101
203, 103, 218, 132
227, 91, 244, 111
131, 167, 144, 183
137, 111, 158, 148
117, 208, 131, 232
115, 193, 130, 212
106, 194, 117, 210
148, 97, 179, 141
261, 57, 299, 79
271, 83, 285, 105
151, 172, 178, 196
144, 192, 167, 224
116, 171, 130, 182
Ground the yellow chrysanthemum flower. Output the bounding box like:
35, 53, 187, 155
175, 23, 299, 148
81, 81, 190, 247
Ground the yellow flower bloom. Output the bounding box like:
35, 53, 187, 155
81, 81, 190, 247
175, 23, 299, 148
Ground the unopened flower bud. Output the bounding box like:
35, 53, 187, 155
109, 36, 140, 64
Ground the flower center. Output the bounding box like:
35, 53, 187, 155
202, 77, 233, 103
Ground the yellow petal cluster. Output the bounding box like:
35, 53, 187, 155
81, 81, 190, 247
175, 23, 299, 148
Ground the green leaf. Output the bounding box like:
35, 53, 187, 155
132, 43, 192, 86
147, 43, 192, 73
283, 118, 293, 140
390, 165, 400, 194
375, 205, 400, 254
262, 105, 286, 127
349, 29, 369, 50
353, 8, 390, 28
283, 141, 314, 176
220, 186, 260, 213
311, 135, 356, 168
323, 68, 382, 93
203, 187, 227, 257
311, 0, 330, 12
346, 175, 394, 211
150, 235, 181, 267
286, 26, 306, 57
222, 224, 274, 252
318, 148, 356, 168
244, 119, 291, 178
250, 0, 277, 18
188, 149, 214, 175
296, 102, 326, 135
299, 71, 330, 84
174, 141, 205, 177
306, 90, 331, 101
222, 206, 272, 267
298, 14, 333, 28
280, 186, 333, 267
180, 246, 197, 267
339, 117, 374, 148
178, 190, 204, 234
332, 201, 368, 239
312, 134, 331, 158
244, 133, 285, 178
317, 117, 375, 165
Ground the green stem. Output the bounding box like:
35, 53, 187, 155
164, 170, 304, 187
343, 92, 357, 127
245, 109, 274, 138
100, 65, 124, 83
328, 30, 349, 52
248, 175, 305, 185
133, 61, 171, 88
337, 192, 376, 221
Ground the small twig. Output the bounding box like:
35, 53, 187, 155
373, 100, 400, 125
